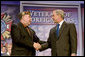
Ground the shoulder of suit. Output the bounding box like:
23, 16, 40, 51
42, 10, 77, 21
64, 21, 75, 25
29, 27, 35, 33
66, 22, 75, 26
65, 22, 76, 28
11, 23, 19, 29
11, 23, 17, 27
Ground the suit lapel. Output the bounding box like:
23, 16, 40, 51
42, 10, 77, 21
52, 25, 57, 35
18, 22, 33, 40
53, 21, 66, 40
28, 27, 34, 38
52, 25, 58, 40
58, 21, 67, 38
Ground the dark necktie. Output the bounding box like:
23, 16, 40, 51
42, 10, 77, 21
26, 27, 31, 36
56, 24, 60, 37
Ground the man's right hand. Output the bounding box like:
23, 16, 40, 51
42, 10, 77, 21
33, 42, 41, 51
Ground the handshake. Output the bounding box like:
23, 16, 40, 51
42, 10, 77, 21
33, 42, 41, 51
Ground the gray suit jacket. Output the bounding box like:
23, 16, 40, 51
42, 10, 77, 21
40, 21, 77, 56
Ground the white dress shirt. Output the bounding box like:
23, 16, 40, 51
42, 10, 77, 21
59, 20, 64, 29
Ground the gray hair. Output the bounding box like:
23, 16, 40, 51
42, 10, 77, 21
54, 9, 64, 19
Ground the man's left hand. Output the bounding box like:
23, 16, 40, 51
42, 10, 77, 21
71, 53, 76, 56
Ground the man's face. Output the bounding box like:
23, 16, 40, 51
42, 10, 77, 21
2, 47, 6, 53
22, 15, 32, 26
52, 11, 60, 23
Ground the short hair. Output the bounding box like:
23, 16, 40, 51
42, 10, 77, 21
17, 11, 31, 20
54, 9, 64, 19
1, 46, 6, 49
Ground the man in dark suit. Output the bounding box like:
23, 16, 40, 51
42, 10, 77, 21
36, 9, 77, 56
11, 11, 45, 56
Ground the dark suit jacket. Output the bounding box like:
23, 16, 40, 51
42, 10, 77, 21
40, 21, 77, 56
11, 22, 45, 56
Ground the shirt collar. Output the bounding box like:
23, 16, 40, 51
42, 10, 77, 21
59, 20, 64, 26
7, 52, 10, 55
